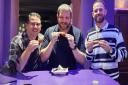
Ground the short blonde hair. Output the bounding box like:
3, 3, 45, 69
57, 4, 72, 17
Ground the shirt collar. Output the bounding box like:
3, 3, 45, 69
95, 22, 109, 31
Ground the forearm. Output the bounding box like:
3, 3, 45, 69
116, 48, 127, 62
115, 32, 128, 61
18, 47, 31, 71
72, 48, 86, 65
40, 40, 55, 62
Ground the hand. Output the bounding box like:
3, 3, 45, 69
27, 40, 39, 53
51, 32, 61, 43
98, 40, 112, 53
65, 34, 76, 49
38, 34, 44, 44
85, 40, 95, 53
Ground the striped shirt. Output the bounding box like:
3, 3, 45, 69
85, 22, 127, 79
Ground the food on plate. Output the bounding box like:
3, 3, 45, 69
51, 65, 68, 75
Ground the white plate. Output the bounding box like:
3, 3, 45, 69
51, 68, 68, 75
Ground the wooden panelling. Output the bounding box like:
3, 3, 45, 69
115, 10, 128, 85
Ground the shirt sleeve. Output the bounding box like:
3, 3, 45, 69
84, 37, 94, 61
77, 33, 86, 53
40, 28, 50, 49
115, 32, 127, 62
9, 38, 21, 64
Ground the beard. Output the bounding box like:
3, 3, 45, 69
59, 22, 70, 30
94, 15, 105, 23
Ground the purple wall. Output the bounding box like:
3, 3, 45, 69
2, 0, 11, 65
0, 0, 4, 66
0, 0, 19, 67
104, 0, 114, 25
